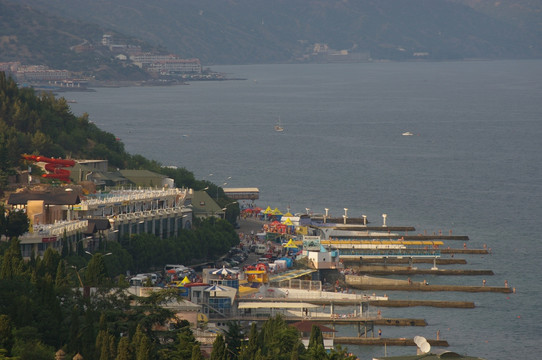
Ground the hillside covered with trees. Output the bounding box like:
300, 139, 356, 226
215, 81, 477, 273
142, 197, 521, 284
0, 0, 154, 80
8, 0, 542, 66
0, 72, 202, 193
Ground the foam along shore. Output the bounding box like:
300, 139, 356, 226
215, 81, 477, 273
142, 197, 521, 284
345, 275, 512, 293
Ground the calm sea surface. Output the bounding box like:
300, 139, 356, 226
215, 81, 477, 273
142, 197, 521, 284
65, 60, 542, 359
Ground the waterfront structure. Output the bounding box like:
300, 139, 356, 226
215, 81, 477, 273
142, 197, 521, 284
130, 54, 202, 75
223, 187, 259, 201
6, 185, 193, 258
15, 65, 71, 82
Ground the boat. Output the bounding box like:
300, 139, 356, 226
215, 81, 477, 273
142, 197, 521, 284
402, 131, 414, 136
274, 116, 284, 132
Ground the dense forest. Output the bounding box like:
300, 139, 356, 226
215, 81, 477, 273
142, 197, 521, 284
0, 217, 238, 359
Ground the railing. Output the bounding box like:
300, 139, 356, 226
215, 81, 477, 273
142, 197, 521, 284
82, 188, 186, 208
339, 247, 440, 257
19, 219, 88, 243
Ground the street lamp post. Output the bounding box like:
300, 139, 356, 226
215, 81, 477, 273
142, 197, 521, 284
71, 265, 86, 288
85, 250, 112, 257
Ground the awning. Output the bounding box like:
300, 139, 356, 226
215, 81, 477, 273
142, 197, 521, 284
268, 269, 316, 283
238, 302, 319, 309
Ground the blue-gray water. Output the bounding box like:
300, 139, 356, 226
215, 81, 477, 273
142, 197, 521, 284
65, 60, 542, 359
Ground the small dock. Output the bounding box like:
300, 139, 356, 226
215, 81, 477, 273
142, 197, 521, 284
334, 337, 449, 347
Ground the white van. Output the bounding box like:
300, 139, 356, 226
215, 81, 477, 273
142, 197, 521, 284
164, 264, 186, 272
255, 244, 267, 255
129, 275, 149, 287
130, 273, 157, 286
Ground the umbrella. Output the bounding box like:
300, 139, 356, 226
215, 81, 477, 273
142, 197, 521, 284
205, 284, 229, 297
166, 269, 177, 274
205, 284, 228, 292
180, 276, 191, 285
283, 239, 298, 248
211, 266, 238, 276
283, 218, 294, 226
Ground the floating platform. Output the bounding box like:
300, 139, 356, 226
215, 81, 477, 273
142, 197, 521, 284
333, 337, 449, 347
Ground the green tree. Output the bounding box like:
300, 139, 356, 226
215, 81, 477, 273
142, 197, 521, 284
68, 306, 82, 354
0, 205, 7, 236
191, 343, 204, 360
306, 325, 326, 360
132, 324, 151, 360
210, 334, 226, 360
224, 321, 243, 360
0, 315, 14, 356
84, 252, 109, 287
4, 210, 29, 240
55, 260, 69, 289
116, 337, 132, 360
0, 238, 24, 280
174, 325, 198, 360
238, 322, 259, 360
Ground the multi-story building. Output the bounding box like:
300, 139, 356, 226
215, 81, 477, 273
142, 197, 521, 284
6, 186, 194, 259
130, 54, 202, 75
15, 66, 71, 82
147, 59, 202, 75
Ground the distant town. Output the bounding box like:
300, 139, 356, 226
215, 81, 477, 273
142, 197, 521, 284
0, 33, 228, 90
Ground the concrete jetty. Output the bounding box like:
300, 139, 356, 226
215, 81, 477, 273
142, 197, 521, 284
342, 234, 469, 241
221, 315, 427, 327
345, 258, 468, 265
441, 248, 489, 255
334, 337, 449, 347
238, 297, 474, 308
346, 275, 512, 293
352, 265, 494, 276
369, 299, 475, 308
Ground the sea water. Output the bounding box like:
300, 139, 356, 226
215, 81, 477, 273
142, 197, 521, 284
65, 60, 542, 359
